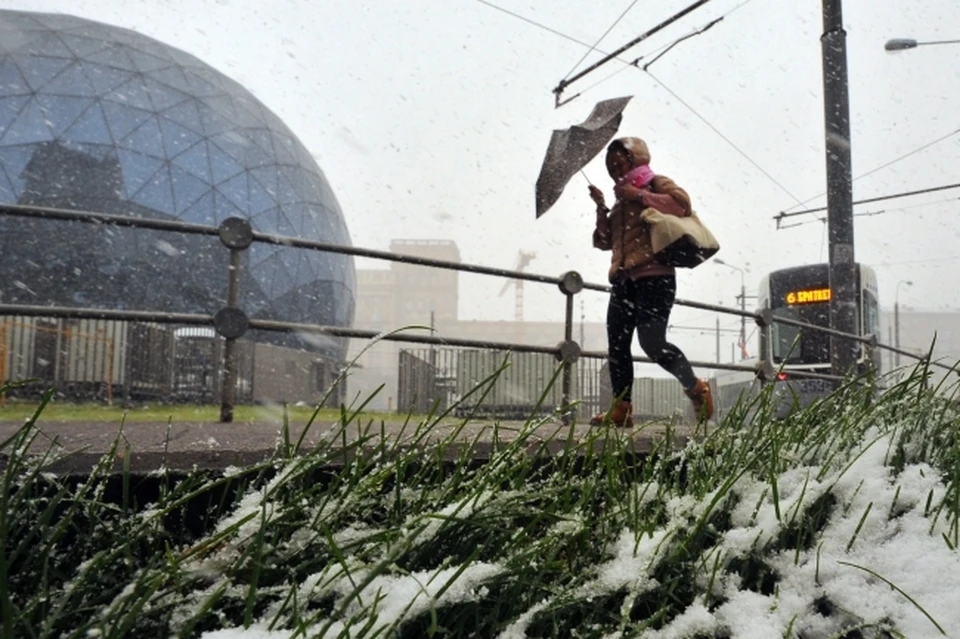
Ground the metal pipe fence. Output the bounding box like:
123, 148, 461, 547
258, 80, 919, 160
0, 202, 950, 421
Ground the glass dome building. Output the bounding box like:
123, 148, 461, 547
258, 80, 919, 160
0, 10, 356, 364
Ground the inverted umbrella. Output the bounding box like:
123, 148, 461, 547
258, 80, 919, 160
534, 95, 632, 218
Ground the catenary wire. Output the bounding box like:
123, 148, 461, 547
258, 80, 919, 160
478, 0, 806, 208
563, 0, 640, 81
781, 194, 960, 229
476, 0, 625, 57
780, 126, 960, 215
776, 181, 960, 224
645, 70, 806, 205
565, 0, 759, 99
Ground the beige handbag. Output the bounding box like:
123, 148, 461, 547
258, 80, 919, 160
641, 208, 720, 268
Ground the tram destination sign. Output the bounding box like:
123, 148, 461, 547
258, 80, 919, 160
785, 287, 831, 305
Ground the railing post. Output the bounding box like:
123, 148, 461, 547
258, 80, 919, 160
756, 307, 776, 385
557, 271, 584, 424
216, 218, 253, 423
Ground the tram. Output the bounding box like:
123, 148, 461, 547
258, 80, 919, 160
714, 262, 881, 419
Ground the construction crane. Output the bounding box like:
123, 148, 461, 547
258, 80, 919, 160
499, 250, 536, 322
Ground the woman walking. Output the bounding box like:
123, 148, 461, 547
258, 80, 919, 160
589, 137, 712, 427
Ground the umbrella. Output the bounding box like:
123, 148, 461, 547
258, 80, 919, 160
534, 95, 632, 218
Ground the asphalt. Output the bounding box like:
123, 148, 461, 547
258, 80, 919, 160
0, 415, 705, 475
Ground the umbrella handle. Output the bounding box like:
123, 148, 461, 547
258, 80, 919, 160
578, 169, 594, 186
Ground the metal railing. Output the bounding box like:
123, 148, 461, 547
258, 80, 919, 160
0, 202, 952, 422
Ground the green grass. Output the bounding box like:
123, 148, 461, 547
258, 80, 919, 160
1, 362, 959, 638
0, 399, 409, 424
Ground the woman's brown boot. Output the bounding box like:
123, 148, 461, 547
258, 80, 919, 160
685, 379, 714, 421
589, 400, 633, 428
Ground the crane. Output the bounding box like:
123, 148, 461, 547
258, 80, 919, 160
499, 250, 536, 322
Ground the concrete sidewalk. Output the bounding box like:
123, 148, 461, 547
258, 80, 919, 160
0, 415, 704, 474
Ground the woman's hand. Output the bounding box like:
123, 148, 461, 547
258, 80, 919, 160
614, 182, 644, 202
589, 185, 607, 210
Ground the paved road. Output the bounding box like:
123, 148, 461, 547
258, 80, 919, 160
0, 415, 705, 474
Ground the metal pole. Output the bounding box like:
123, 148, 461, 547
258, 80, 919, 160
561, 292, 574, 423
739, 281, 746, 359
715, 316, 720, 364
894, 300, 901, 368
821, 0, 858, 379
220, 248, 241, 423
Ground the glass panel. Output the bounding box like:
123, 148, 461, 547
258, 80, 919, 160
36, 94, 89, 136
104, 76, 153, 110
99, 103, 151, 144
159, 117, 203, 157
24, 33, 74, 58
150, 64, 193, 95
117, 150, 163, 198
143, 76, 188, 111
127, 48, 171, 74
0, 99, 52, 145
130, 164, 175, 214
211, 189, 244, 224
213, 172, 249, 214
0, 145, 35, 193
120, 115, 164, 157
0, 95, 30, 127
0, 59, 30, 95
40, 62, 98, 97
169, 165, 212, 214
62, 103, 111, 144
170, 139, 212, 183
246, 177, 275, 216
59, 34, 110, 58
20, 55, 73, 91
771, 305, 831, 365
178, 190, 215, 225
207, 141, 245, 184
84, 65, 135, 95
162, 99, 204, 135
84, 45, 136, 71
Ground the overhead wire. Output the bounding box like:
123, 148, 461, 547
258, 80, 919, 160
552, 0, 715, 106
780, 194, 960, 229
775, 181, 960, 226
562, 0, 640, 81
475, 0, 624, 56
476, 0, 811, 209
779, 125, 960, 217
644, 70, 806, 205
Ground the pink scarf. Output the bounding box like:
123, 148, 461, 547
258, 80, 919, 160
614, 164, 655, 199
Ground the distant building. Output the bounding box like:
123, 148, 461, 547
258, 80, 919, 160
880, 308, 960, 383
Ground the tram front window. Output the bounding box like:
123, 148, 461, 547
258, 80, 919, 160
771, 303, 831, 365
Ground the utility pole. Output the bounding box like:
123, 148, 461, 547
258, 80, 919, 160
821, 0, 858, 378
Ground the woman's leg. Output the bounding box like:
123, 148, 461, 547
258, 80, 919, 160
606, 279, 639, 400
632, 276, 699, 390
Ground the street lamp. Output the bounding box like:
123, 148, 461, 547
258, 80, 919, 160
894, 280, 913, 367
714, 258, 748, 360
885, 38, 960, 51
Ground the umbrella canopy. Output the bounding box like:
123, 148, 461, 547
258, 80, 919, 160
534, 95, 632, 218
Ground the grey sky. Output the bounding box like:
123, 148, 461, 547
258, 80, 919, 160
4, 0, 960, 363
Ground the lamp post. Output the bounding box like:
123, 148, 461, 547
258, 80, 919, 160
885, 38, 960, 51
714, 259, 747, 359
894, 280, 913, 367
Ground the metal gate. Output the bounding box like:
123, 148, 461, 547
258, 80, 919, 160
172, 330, 253, 403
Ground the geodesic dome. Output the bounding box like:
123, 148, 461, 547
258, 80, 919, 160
0, 10, 355, 359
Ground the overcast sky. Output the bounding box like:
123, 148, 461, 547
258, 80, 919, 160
4, 0, 960, 362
